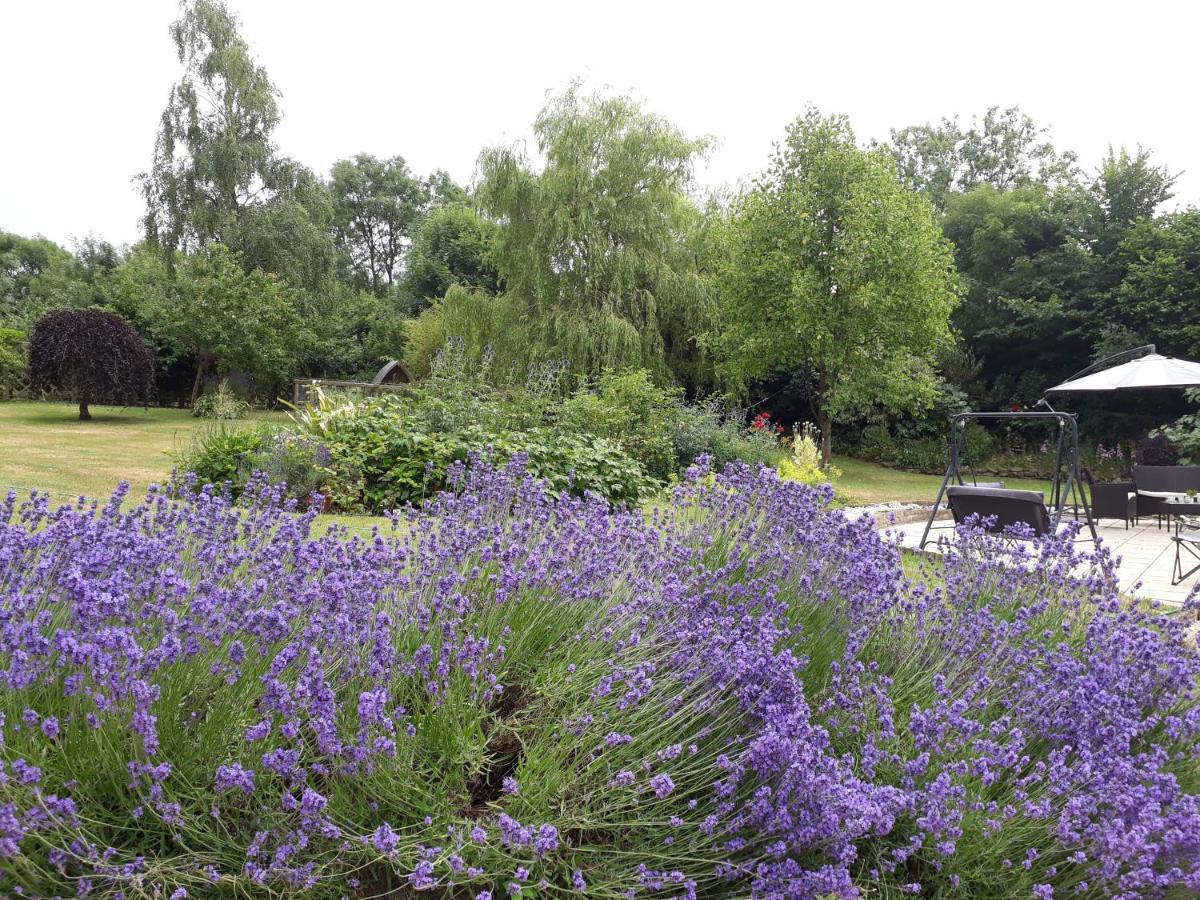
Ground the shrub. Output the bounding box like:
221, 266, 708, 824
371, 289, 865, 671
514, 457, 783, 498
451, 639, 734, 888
670, 400, 786, 474
1156, 391, 1200, 465
557, 370, 681, 481
857, 423, 897, 463
0, 462, 1197, 897
889, 436, 947, 473
307, 395, 652, 511
1136, 431, 1180, 466
191, 378, 251, 420
779, 422, 841, 485
0, 327, 26, 399
240, 432, 331, 505
174, 425, 274, 494
28, 308, 155, 419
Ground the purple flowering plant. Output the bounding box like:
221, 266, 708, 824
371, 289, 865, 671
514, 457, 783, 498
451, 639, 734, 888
0, 455, 1197, 897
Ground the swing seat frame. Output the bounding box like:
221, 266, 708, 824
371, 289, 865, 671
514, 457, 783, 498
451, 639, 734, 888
918, 412, 1099, 550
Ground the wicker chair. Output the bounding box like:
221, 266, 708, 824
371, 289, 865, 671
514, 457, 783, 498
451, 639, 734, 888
1082, 469, 1137, 529
1133, 465, 1200, 529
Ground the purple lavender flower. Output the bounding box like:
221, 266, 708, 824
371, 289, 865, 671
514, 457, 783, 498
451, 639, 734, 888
372, 823, 400, 856
214, 763, 255, 795
649, 773, 675, 799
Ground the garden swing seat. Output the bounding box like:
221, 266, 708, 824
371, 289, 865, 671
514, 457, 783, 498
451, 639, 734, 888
918, 411, 1098, 550
945, 485, 1058, 538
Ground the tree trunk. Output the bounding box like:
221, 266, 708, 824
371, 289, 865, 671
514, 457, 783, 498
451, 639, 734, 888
190, 358, 210, 405
817, 408, 832, 468
78, 399, 91, 421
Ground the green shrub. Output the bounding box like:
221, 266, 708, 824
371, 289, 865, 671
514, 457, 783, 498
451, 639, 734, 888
1157, 391, 1200, 465
779, 423, 841, 485
0, 327, 26, 399
558, 370, 681, 481
240, 432, 331, 505
857, 424, 897, 463
310, 395, 653, 512
175, 425, 274, 494
891, 437, 948, 473
962, 421, 994, 463
191, 378, 251, 420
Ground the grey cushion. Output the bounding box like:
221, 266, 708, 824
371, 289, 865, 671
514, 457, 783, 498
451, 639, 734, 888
945, 485, 1052, 536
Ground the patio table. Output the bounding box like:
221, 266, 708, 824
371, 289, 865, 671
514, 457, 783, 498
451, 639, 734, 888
1139, 491, 1200, 529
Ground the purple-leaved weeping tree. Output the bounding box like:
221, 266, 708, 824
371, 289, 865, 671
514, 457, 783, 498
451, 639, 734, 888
28, 309, 156, 420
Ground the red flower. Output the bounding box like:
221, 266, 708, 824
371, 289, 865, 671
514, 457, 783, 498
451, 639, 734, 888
1010, 403, 1021, 412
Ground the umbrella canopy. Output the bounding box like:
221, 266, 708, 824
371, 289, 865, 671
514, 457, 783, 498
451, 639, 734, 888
1046, 353, 1200, 393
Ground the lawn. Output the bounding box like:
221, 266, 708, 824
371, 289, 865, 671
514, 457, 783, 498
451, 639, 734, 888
0, 401, 251, 499
833, 454, 1057, 505
0, 401, 386, 534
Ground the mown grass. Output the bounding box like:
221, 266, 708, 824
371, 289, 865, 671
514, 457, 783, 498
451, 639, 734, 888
0, 401, 385, 535
833, 454, 1057, 505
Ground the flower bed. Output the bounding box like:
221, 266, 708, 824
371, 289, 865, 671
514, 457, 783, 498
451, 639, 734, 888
0, 460, 1197, 897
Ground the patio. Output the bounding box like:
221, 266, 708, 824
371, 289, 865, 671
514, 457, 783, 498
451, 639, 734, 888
884, 515, 1199, 606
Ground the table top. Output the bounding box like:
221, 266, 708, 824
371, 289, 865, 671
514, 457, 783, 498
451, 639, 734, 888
1140, 489, 1200, 503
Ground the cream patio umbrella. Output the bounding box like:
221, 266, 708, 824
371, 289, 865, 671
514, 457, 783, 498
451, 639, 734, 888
1046, 347, 1200, 393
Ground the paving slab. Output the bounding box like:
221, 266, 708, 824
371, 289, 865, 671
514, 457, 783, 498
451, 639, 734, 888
878, 515, 1199, 607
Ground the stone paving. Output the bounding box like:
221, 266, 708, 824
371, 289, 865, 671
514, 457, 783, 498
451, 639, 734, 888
881, 514, 1199, 606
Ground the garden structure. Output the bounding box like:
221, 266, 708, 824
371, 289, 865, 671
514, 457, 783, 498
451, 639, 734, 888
918, 411, 1097, 549
1045, 344, 1200, 588
290, 359, 413, 407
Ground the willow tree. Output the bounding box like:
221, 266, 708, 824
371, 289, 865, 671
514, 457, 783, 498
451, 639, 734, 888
715, 110, 961, 464
476, 85, 713, 383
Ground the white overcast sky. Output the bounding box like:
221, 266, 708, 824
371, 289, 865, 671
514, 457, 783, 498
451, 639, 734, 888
1, 0, 1196, 249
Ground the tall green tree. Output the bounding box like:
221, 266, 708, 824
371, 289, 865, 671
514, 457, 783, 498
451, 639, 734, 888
477, 85, 713, 381
141, 0, 280, 255
889, 106, 1079, 209
399, 203, 500, 310
1084, 146, 1178, 255
140, 0, 334, 292
136, 243, 303, 402
1095, 210, 1200, 361
716, 110, 960, 463
330, 154, 430, 293
940, 183, 1092, 397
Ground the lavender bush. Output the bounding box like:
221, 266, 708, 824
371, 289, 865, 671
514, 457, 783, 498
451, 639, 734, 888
0, 459, 1197, 898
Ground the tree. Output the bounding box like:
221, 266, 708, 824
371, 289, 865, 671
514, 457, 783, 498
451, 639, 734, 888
239, 158, 339, 294
477, 85, 714, 381
1084, 146, 1179, 255
140, 0, 335, 293
940, 183, 1092, 396
1095, 211, 1200, 362
330, 154, 430, 293
0, 232, 91, 330
715, 110, 960, 464
399, 203, 500, 309
28, 309, 155, 420
144, 243, 303, 402
141, 0, 280, 256
889, 106, 1079, 209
